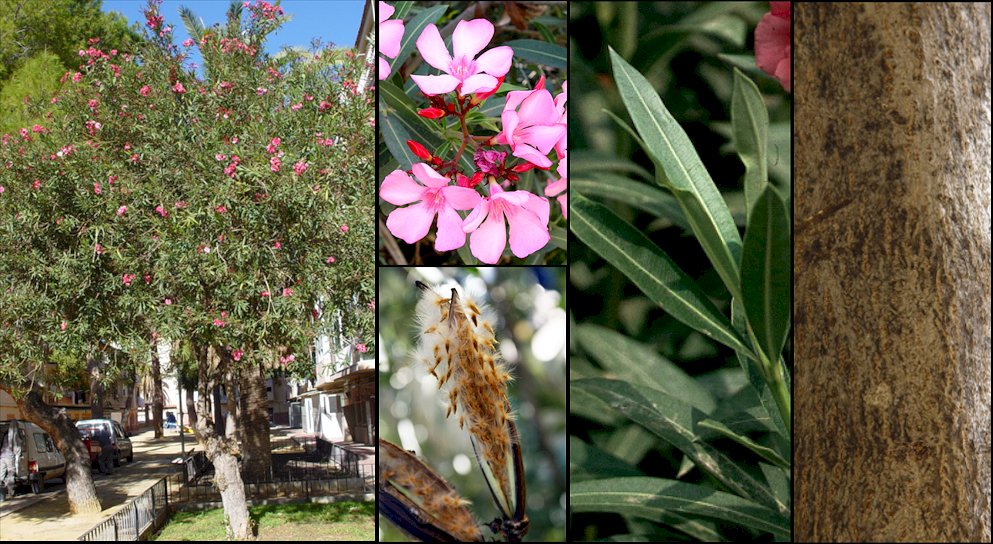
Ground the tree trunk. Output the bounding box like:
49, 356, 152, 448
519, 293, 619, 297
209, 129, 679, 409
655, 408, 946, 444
193, 344, 253, 540
151, 343, 164, 439
239, 362, 272, 481
795, 3, 992, 542
8, 386, 102, 514
87, 354, 104, 419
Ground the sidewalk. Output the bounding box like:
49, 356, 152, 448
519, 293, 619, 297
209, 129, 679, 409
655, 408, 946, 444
0, 428, 191, 541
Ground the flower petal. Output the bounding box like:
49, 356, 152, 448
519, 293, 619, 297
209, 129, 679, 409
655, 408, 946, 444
506, 204, 549, 258
380, 20, 404, 58
380, 169, 424, 205
523, 191, 551, 227
411, 162, 450, 188
461, 73, 498, 96
469, 211, 506, 264
435, 205, 467, 251
452, 19, 494, 61
518, 124, 567, 155
386, 202, 436, 244
411, 74, 461, 96
517, 90, 559, 125
416, 24, 453, 72
378, 1, 394, 23
512, 144, 553, 169
440, 185, 482, 209
475, 46, 513, 77
378, 56, 391, 80
462, 199, 489, 232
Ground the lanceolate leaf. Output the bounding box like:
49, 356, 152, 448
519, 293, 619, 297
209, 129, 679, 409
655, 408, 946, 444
576, 323, 717, 413
379, 81, 475, 173
741, 186, 791, 363
503, 39, 567, 69
572, 193, 753, 356
609, 47, 743, 301
379, 110, 417, 170
697, 418, 789, 469
573, 378, 789, 517
572, 174, 688, 230
731, 68, 769, 219
731, 299, 789, 440
571, 477, 790, 540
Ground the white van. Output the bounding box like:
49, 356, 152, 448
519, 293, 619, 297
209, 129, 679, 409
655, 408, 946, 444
0, 419, 67, 499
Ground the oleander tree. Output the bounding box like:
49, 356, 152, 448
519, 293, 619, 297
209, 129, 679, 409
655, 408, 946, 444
0, 0, 374, 534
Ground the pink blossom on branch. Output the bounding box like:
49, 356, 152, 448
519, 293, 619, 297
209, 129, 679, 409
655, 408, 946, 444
496, 83, 567, 169
378, 2, 404, 80
755, 1, 791, 93
411, 19, 513, 96
380, 162, 481, 251
461, 183, 550, 264
545, 155, 567, 219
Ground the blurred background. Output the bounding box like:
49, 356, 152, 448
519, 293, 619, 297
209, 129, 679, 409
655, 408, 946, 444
569, 2, 792, 541
379, 267, 567, 541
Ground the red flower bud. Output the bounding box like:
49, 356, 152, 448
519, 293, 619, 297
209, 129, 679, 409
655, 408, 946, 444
511, 162, 537, 173
474, 75, 505, 104
406, 140, 432, 161
417, 107, 446, 119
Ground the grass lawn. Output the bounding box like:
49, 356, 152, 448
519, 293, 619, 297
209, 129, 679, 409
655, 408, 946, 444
151, 501, 375, 541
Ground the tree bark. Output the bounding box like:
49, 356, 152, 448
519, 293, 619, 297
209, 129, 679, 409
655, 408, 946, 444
7, 386, 102, 514
795, 3, 992, 542
238, 362, 272, 481
193, 344, 253, 540
151, 343, 164, 439
87, 354, 104, 419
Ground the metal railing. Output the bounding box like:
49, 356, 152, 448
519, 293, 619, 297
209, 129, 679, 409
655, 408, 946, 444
78, 478, 168, 541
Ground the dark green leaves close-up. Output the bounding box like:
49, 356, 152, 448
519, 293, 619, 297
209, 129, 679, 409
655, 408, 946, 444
569, 2, 791, 541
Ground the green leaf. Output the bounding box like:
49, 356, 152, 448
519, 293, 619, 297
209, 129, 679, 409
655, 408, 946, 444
378, 109, 417, 170
390, 1, 413, 19
740, 186, 790, 363
609, 47, 743, 301
575, 324, 717, 413
573, 378, 789, 517
571, 193, 752, 356
572, 152, 653, 182
731, 299, 789, 439
388, 5, 448, 75
503, 39, 567, 69
697, 418, 789, 469
571, 174, 688, 230
570, 437, 644, 482
549, 224, 567, 249
379, 81, 475, 173
572, 477, 790, 539
731, 69, 769, 219
570, 380, 621, 425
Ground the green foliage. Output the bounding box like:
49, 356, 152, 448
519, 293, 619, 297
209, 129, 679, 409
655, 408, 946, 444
0, 1, 373, 391
570, 2, 791, 541
0, 52, 63, 134
0, 0, 138, 80
151, 501, 375, 541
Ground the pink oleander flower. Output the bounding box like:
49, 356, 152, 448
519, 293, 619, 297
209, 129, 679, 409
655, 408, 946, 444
411, 19, 513, 96
266, 137, 281, 153
155, 205, 168, 218
122, 273, 135, 286
172, 82, 186, 94
61, 321, 67, 331
380, 163, 481, 250
256, 87, 268, 95
282, 287, 293, 297
462, 183, 550, 264
164, 298, 172, 305
213, 318, 226, 327
290, 102, 303, 111
215, 205, 228, 213
261, 290, 271, 297
355, 343, 368, 353
139, 85, 151, 96
293, 160, 309, 176
756, 2, 791, 93
232, 349, 243, 361
273, 240, 281, 249
496, 83, 567, 169
93, 182, 102, 195
117, 205, 127, 216
553, 80, 568, 157
279, 354, 295, 365
378, 2, 404, 80
326, 256, 336, 264
339, 224, 349, 233
270, 156, 281, 172
474, 149, 506, 175
545, 155, 567, 218
182, 38, 194, 47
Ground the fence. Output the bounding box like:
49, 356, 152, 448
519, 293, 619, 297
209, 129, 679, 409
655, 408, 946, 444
78, 478, 168, 541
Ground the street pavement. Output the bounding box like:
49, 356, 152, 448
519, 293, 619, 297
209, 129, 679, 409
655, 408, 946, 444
0, 427, 191, 541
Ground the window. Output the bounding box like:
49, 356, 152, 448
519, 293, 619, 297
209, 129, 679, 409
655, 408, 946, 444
33, 433, 50, 452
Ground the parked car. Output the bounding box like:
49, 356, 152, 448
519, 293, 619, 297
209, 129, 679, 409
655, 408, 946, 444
75, 419, 133, 468
0, 419, 67, 499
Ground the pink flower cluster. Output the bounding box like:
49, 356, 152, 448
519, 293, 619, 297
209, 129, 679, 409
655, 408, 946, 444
378, 15, 566, 263
378, 2, 405, 80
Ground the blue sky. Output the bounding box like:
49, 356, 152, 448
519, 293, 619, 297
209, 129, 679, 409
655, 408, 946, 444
102, 1, 365, 71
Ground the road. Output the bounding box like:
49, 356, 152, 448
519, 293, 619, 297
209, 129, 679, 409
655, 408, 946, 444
0, 428, 190, 541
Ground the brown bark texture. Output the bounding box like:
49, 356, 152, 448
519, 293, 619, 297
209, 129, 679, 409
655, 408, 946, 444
238, 363, 272, 481
9, 387, 102, 514
795, 3, 992, 542
151, 344, 163, 439
194, 345, 253, 540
